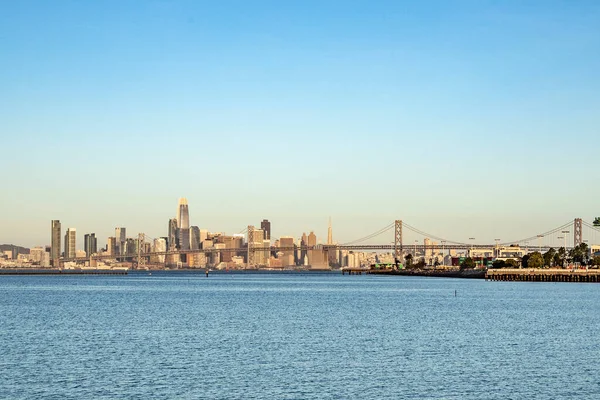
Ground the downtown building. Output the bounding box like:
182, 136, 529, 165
115, 227, 126, 255
177, 198, 190, 251
51, 220, 61, 266
64, 228, 76, 259
84, 233, 97, 257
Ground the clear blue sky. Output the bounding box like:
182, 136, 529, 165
1, 0, 599, 249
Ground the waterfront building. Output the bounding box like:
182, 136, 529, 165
41, 251, 50, 267
188, 253, 207, 268
64, 228, 76, 259
190, 226, 200, 250
84, 233, 97, 257
30, 247, 45, 264
51, 220, 61, 266
261, 219, 271, 241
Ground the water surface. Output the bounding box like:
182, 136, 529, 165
1, 272, 599, 399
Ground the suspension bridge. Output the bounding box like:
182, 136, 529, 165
60, 218, 600, 268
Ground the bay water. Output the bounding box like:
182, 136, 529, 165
1, 272, 599, 399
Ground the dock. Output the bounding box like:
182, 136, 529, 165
486, 268, 600, 283
341, 267, 395, 275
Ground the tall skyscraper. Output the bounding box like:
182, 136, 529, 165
115, 227, 126, 255
84, 233, 97, 257
327, 217, 333, 245
190, 226, 200, 250
51, 220, 61, 266
168, 218, 179, 250
177, 198, 190, 229
261, 219, 271, 241
64, 228, 76, 259
177, 198, 190, 251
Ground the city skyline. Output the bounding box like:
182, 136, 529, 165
1, 1, 599, 247
2, 201, 600, 251
37, 201, 600, 254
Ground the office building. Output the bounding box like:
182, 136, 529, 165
30, 247, 45, 264
308, 231, 317, 246
190, 226, 200, 250
107, 237, 116, 256
152, 238, 167, 263
177, 198, 190, 229
115, 227, 126, 255
64, 228, 76, 259
261, 219, 271, 241
327, 218, 333, 245
51, 220, 61, 266
84, 233, 97, 257
168, 219, 178, 250
177, 198, 190, 251
279, 236, 295, 267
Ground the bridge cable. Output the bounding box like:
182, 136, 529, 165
341, 223, 395, 245
500, 220, 573, 246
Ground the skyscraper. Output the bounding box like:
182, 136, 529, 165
190, 226, 200, 250
168, 218, 179, 250
84, 233, 97, 257
115, 227, 126, 255
177, 198, 190, 251
261, 219, 271, 241
64, 228, 76, 259
177, 198, 190, 229
51, 220, 61, 266
327, 217, 333, 245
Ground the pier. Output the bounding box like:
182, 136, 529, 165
486, 268, 600, 283
341, 267, 394, 275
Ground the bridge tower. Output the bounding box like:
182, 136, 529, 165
247, 225, 255, 267
394, 220, 403, 261
574, 218, 583, 248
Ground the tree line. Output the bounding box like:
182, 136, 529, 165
489, 243, 600, 269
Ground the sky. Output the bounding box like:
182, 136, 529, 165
1, 0, 599, 249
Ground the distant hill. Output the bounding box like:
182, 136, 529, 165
0, 245, 30, 255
